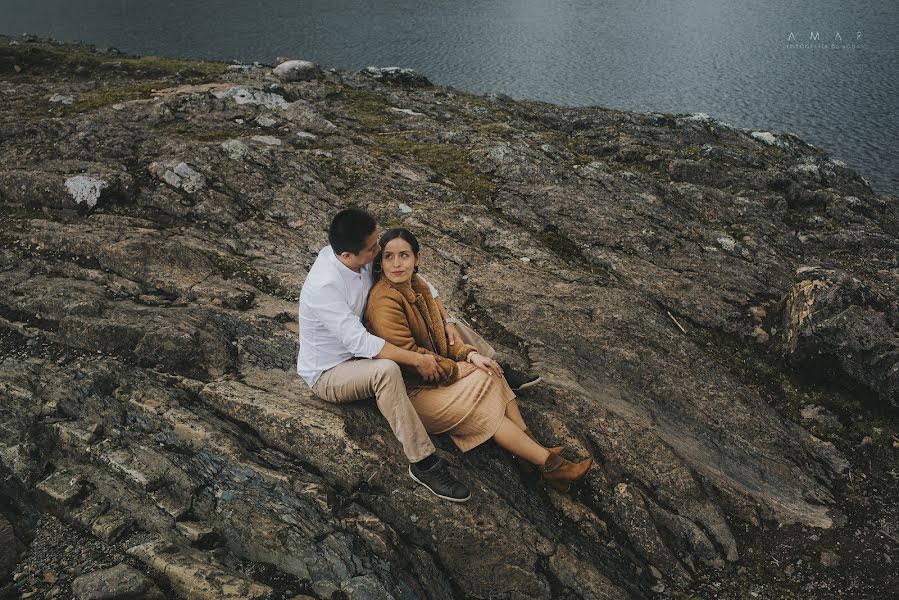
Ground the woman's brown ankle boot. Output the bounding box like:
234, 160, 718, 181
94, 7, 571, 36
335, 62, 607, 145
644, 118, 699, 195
516, 446, 564, 476
539, 453, 593, 492
516, 428, 565, 475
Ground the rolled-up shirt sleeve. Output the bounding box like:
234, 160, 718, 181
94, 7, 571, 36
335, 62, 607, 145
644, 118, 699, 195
307, 282, 385, 358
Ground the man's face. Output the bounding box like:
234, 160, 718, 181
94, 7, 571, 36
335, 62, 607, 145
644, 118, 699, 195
341, 230, 381, 270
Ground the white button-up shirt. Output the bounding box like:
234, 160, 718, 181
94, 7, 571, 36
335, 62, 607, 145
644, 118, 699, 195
296, 245, 439, 389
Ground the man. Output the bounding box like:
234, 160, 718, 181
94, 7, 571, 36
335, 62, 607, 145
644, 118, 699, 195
297, 208, 540, 502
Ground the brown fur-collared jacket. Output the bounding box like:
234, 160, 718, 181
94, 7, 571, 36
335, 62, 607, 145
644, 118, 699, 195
364, 274, 478, 388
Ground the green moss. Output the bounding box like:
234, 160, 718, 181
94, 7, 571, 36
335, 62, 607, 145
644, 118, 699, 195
535, 228, 586, 263
0, 41, 225, 79
475, 121, 515, 135
202, 251, 297, 301
372, 136, 496, 206
60, 81, 164, 113
455, 91, 512, 122
681, 144, 703, 158
333, 88, 396, 130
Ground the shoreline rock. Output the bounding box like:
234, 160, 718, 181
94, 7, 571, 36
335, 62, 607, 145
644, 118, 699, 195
1, 35, 897, 599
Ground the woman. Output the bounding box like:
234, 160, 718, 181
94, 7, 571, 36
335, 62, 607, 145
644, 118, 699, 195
363, 228, 592, 491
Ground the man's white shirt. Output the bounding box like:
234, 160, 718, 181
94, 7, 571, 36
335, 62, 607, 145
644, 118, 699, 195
297, 245, 438, 388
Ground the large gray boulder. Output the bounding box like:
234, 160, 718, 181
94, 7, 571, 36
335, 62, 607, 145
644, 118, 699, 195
273, 59, 321, 82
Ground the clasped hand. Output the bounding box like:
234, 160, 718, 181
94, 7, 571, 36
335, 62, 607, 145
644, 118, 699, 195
415, 353, 449, 382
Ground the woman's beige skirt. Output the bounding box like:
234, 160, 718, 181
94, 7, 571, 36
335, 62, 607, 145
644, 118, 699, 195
409, 369, 516, 452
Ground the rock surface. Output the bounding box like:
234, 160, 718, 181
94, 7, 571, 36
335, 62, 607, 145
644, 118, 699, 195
1, 36, 898, 599
71, 563, 166, 600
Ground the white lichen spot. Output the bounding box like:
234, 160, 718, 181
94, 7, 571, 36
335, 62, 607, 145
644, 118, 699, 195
716, 235, 736, 251
388, 107, 424, 116
686, 112, 711, 121
163, 162, 206, 192
64, 176, 108, 208
251, 135, 282, 146
296, 131, 318, 140
49, 94, 75, 105
256, 115, 278, 127
792, 163, 821, 177
398, 203, 412, 214
750, 131, 787, 148
220, 139, 250, 160
212, 86, 289, 109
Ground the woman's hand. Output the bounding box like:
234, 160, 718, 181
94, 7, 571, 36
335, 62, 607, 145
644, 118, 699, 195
457, 361, 478, 379
467, 352, 503, 377
445, 322, 463, 347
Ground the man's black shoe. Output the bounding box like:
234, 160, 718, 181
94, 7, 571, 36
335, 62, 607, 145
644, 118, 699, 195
408, 458, 471, 502
500, 362, 542, 391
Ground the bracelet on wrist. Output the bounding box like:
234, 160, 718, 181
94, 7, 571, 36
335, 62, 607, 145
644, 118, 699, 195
443, 316, 459, 325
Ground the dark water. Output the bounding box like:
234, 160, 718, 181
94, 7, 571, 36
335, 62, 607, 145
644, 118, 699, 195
3, 0, 897, 195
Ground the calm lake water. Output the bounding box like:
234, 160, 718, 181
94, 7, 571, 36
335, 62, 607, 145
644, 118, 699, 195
3, 0, 897, 195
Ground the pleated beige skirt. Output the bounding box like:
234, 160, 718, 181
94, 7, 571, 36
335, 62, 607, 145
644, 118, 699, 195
409, 369, 516, 452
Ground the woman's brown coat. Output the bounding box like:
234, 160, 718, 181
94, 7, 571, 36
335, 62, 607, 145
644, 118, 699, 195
364, 274, 478, 388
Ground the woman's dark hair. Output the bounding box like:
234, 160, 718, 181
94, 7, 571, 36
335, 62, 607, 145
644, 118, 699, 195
373, 228, 420, 280
329, 207, 377, 255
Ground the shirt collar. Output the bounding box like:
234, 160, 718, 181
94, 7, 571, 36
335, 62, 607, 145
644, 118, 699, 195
325, 245, 369, 282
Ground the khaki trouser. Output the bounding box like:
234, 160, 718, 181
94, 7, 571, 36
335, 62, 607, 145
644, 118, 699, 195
310, 322, 496, 462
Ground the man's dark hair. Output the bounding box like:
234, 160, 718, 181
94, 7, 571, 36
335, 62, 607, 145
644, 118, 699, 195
328, 208, 377, 255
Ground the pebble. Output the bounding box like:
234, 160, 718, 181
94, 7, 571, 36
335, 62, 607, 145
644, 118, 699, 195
820, 550, 841, 566
860, 436, 874, 447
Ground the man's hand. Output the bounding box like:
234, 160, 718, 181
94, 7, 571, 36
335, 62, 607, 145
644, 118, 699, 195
445, 322, 464, 347
468, 352, 503, 377
415, 354, 448, 382
457, 361, 478, 379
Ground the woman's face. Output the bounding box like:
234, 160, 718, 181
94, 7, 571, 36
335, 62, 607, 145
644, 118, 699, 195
381, 237, 420, 284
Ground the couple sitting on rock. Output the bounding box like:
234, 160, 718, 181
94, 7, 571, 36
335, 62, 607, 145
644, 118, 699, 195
297, 208, 592, 502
